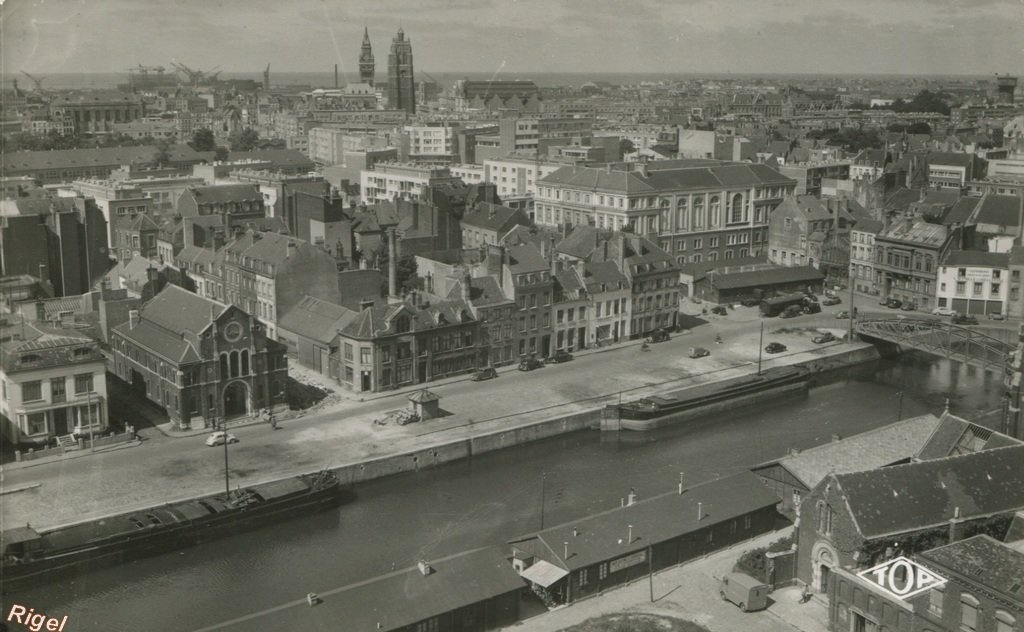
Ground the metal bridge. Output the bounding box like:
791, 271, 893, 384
855, 318, 1014, 371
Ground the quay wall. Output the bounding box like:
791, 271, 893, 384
326, 342, 887, 486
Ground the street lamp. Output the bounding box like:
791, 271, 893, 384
87, 389, 95, 452
757, 321, 765, 376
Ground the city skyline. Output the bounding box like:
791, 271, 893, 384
2, 0, 1023, 78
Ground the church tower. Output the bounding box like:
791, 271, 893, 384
358, 26, 375, 86
387, 27, 415, 115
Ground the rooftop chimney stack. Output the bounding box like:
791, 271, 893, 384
387, 228, 399, 303
697, 502, 703, 521
128, 309, 140, 329
627, 524, 633, 544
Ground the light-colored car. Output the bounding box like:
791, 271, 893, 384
932, 306, 956, 316
205, 431, 238, 447
688, 346, 710, 358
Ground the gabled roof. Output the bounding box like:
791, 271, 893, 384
555, 225, 610, 260
877, 220, 948, 247
506, 243, 549, 274
278, 296, 357, 343
852, 219, 884, 235
539, 166, 655, 194
754, 415, 941, 490
914, 412, 1023, 461
582, 260, 629, 292
137, 284, 227, 337
943, 197, 980, 226
446, 275, 512, 308
460, 202, 530, 233
338, 299, 475, 340
832, 444, 1024, 539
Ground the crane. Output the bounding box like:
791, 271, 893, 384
20, 70, 47, 94
171, 61, 218, 86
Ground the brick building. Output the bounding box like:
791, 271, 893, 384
110, 285, 288, 428
176, 184, 267, 225
796, 445, 1024, 595
874, 219, 955, 310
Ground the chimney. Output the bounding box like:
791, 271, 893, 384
563, 541, 569, 560
417, 560, 433, 576
626, 487, 637, 506
697, 502, 703, 521
949, 507, 965, 543
461, 268, 472, 303
572, 527, 579, 537
128, 309, 140, 329
146, 265, 158, 285
359, 298, 374, 311
387, 228, 398, 301
627, 524, 633, 543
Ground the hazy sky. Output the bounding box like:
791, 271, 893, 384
2, 0, 1023, 78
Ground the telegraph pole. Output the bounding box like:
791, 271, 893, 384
848, 279, 855, 343
757, 321, 765, 375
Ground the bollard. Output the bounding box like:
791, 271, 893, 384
306, 593, 319, 606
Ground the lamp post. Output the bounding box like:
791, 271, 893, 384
221, 420, 231, 498
87, 389, 95, 452
757, 321, 765, 375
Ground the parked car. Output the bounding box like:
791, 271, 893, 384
548, 349, 574, 363
720, 572, 770, 612
835, 310, 850, 319
471, 367, 498, 381
779, 305, 802, 319
879, 296, 890, 306
802, 302, 822, 315
688, 346, 710, 358
932, 306, 956, 316
887, 298, 903, 309
710, 305, 728, 316
813, 332, 837, 344
518, 357, 545, 371
989, 313, 1006, 321
952, 314, 979, 326
900, 302, 916, 311
647, 329, 671, 343
824, 289, 840, 299
821, 296, 841, 306
764, 342, 787, 354
740, 298, 761, 307
205, 431, 238, 447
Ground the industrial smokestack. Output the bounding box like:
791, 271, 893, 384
334, 64, 339, 89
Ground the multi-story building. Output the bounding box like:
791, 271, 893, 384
777, 161, 851, 197
551, 261, 589, 353
48, 91, 145, 134
580, 260, 631, 346
113, 213, 162, 263
849, 219, 883, 295
460, 202, 531, 249
928, 152, 977, 191
446, 272, 517, 367
936, 250, 1010, 316
334, 298, 478, 393
402, 123, 460, 163
386, 27, 415, 115
827, 535, 1024, 632
1, 145, 205, 185
873, 219, 954, 310
536, 161, 796, 266
0, 195, 109, 297
502, 243, 555, 358
450, 164, 485, 185
768, 196, 860, 269
226, 169, 326, 227
176, 184, 267, 225
483, 156, 565, 211
186, 232, 342, 340
1, 318, 108, 446
71, 178, 155, 247
359, 163, 463, 205
450, 80, 541, 113
110, 285, 289, 429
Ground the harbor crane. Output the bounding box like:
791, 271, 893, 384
171, 62, 221, 86
19, 70, 48, 94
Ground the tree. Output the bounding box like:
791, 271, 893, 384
229, 128, 260, 151
189, 128, 217, 152
214, 146, 230, 161
373, 239, 421, 296
153, 141, 173, 167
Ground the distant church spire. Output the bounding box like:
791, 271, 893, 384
359, 26, 375, 87
387, 26, 415, 115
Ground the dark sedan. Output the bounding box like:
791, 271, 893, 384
547, 350, 574, 364
471, 367, 498, 381
764, 342, 787, 354
518, 357, 545, 371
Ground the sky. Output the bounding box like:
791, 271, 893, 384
2, 0, 1023, 78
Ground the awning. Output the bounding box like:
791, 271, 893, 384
520, 560, 569, 587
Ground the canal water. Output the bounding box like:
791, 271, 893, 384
15, 354, 1008, 631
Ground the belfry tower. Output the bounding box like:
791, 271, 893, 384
359, 27, 375, 86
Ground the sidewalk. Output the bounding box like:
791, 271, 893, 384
502, 527, 829, 632
0, 438, 143, 472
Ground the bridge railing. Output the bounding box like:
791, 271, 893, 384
855, 318, 1013, 370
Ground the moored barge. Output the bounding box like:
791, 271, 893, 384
1, 470, 348, 592
616, 365, 810, 431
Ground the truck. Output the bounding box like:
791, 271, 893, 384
719, 572, 770, 612
759, 293, 809, 317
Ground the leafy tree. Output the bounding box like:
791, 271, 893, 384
153, 141, 173, 167
229, 128, 260, 151
214, 145, 229, 161
373, 240, 421, 296
189, 128, 217, 152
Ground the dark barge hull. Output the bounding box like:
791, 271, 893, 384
2, 472, 351, 593
616, 366, 810, 431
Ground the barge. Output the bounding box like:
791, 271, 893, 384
615, 365, 810, 431
1, 470, 348, 592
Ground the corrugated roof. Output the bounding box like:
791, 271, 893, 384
834, 444, 1024, 538
878, 220, 948, 246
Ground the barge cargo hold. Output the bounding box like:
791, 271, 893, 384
1, 470, 348, 593
616, 365, 810, 431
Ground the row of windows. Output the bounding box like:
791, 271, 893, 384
20, 374, 95, 402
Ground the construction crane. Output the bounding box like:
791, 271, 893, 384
20, 70, 47, 94
171, 62, 220, 87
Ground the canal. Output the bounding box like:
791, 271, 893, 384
15, 354, 1008, 631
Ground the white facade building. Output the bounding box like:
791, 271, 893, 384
936, 251, 1010, 316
